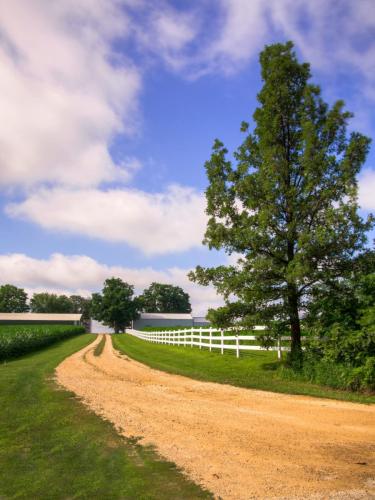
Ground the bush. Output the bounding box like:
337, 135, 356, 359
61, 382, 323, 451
0, 324, 85, 361
299, 269, 375, 393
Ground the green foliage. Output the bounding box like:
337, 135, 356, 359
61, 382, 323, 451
0, 324, 84, 360
139, 282, 191, 313
303, 263, 375, 391
69, 294, 91, 320
280, 354, 375, 393
189, 41, 373, 364
0, 284, 29, 312
91, 278, 139, 333
30, 293, 75, 313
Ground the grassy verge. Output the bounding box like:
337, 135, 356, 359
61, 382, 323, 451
113, 334, 375, 404
0, 334, 210, 499
93, 334, 106, 356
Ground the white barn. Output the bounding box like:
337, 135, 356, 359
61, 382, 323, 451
0, 312, 82, 325
132, 313, 211, 330
89, 313, 210, 333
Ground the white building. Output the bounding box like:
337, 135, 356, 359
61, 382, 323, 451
89, 313, 210, 333
0, 313, 82, 325
132, 312, 210, 330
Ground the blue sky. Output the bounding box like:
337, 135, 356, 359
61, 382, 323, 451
0, 0, 374, 314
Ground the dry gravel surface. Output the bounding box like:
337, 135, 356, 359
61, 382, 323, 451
55, 335, 375, 499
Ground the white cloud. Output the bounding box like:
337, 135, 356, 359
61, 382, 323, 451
153, 0, 375, 93
6, 185, 207, 255
200, 0, 268, 75
135, 5, 198, 72
0, 0, 141, 188
2, 0, 374, 257
358, 169, 375, 211
0, 253, 223, 315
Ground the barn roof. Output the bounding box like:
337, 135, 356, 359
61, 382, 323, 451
140, 312, 192, 320
0, 313, 82, 321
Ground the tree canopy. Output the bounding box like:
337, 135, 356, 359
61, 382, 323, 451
91, 278, 139, 333
139, 283, 191, 313
69, 295, 91, 320
30, 293, 74, 313
0, 284, 29, 313
189, 41, 373, 364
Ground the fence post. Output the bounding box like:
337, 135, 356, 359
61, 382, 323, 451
191, 329, 193, 348
199, 328, 202, 349
277, 337, 282, 360
209, 328, 212, 352
220, 328, 224, 355
236, 335, 239, 358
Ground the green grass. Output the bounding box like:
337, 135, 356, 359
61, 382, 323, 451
0, 334, 211, 499
93, 334, 106, 356
113, 334, 375, 404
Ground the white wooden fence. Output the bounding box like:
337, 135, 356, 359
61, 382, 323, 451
127, 327, 299, 360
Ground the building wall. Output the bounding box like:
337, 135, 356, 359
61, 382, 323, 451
0, 320, 79, 325
133, 317, 193, 330
193, 318, 211, 327
90, 320, 115, 334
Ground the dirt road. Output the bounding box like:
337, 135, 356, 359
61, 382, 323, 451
56, 335, 375, 499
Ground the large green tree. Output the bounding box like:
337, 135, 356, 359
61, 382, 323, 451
139, 283, 192, 313
91, 278, 139, 333
0, 284, 29, 312
189, 42, 373, 363
30, 293, 74, 313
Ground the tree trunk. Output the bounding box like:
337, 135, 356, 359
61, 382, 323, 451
287, 283, 302, 365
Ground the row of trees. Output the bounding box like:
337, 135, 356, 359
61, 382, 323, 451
189, 41, 374, 388
0, 281, 192, 333
0, 285, 91, 317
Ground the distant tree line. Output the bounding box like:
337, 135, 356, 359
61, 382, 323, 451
0, 280, 192, 334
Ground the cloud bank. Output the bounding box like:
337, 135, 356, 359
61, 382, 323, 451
7, 185, 207, 255
0, 0, 142, 189
1, 0, 374, 261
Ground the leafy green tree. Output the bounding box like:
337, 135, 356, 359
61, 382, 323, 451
139, 283, 192, 313
189, 42, 373, 364
91, 278, 139, 333
305, 249, 375, 333
69, 295, 91, 320
30, 293, 74, 313
0, 284, 29, 312
69, 295, 91, 331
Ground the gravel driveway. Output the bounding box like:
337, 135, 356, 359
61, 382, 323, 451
55, 335, 375, 499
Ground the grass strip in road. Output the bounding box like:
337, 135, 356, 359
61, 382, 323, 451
0, 334, 211, 499
113, 334, 375, 404
93, 333, 106, 356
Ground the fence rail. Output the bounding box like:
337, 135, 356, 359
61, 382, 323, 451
127, 327, 303, 359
